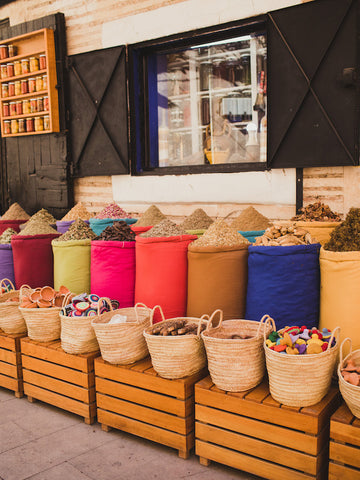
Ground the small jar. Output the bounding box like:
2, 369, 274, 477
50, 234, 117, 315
36, 97, 43, 112
21, 79, 28, 95
0, 64, 7, 79
6, 63, 14, 77
43, 96, 49, 111
22, 99, 30, 115
9, 101, 16, 116
0, 44, 8, 60
39, 54, 46, 70
42, 74, 47, 90
8, 82, 15, 97
2, 102, 9, 117
43, 115, 50, 130
29, 56, 39, 72
14, 60, 21, 76
30, 98, 37, 113
1, 83, 9, 98
11, 119, 18, 134
21, 58, 29, 74
36, 76, 43, 92
3, 120, 11, 134
28, 77, 36, 93
15, 100, 22, 115
26, 117, 34, 132
14, 80, 21, 96
35, 116, 43, 132
8, 45, 16, 57
18, 118, 25, 133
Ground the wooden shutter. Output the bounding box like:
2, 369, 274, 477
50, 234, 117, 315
68, 46, 129, 177
267, 0, 359, 168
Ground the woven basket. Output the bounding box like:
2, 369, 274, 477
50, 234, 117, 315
92, 301, 151, 364
143, 305, 208, 379
265, 322, 340, 407
0, 281, 31, 334
338, 338, 360, 418
201, 312, 275, 392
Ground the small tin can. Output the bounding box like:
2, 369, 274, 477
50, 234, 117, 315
9, 101, 16, 116
22, 99, 30, 115
21, 79, 28, 94
43, 115, 50, 130
6, 63, 14, 77
8, 45, 16, 57
28, 77, 36, 93
26, 117, 34, 132
1, 83, 8, 98
2, 102, 9, 117
14, 80, 21, 96
14, 60, 21, 76
0, 64, 7, 79
43, 96, 49, 111
42, 74, 47, 90
39, 54, 46, 70
36, 76, 43, 92
3, 120, 11, 134
11, 119, 18, 134
0, 44, 8, 60
30, 98, 37, 113
18, 118, 25, 133
21, 58, 29, 74
29, 56, 39, 72
35, 116, 43, 132
15, 100, 22, 115
8, 82, 15, 96
36, 97, 43, 112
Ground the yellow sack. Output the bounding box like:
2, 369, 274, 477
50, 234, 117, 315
320, 248, 360, 351
295, 221, 341, 245
52, 239, 91, 295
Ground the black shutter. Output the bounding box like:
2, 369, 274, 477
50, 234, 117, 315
267, 0, 359, 168
68, 46, 129, 177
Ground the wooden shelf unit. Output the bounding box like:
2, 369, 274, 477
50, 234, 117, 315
0, 28, 59, 137
0, 329, 26, 398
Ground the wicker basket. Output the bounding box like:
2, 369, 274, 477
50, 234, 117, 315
91, 301, 151, 364
201, 312, 275, 392
143, 305, 209, 379
338, 338, 360, 419
0, 280, 30, 334
265, 323, 340, 407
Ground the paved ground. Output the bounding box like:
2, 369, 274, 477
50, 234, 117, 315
0, 387, 260, 480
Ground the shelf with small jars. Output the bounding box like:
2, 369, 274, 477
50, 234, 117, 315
0, 28, 60, 137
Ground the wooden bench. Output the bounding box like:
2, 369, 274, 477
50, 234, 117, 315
329, 402, 360, 479
95, 356, 207, 459
195, 376, 341, 480
21, 337, 99, 424
0, 329, 25, 397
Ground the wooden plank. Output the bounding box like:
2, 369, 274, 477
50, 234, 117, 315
195, 441, 316, 480
195, 405, 320, 455
0, 334, 18, 351
196, 422, 319, 475
0, 373, 20, 392
22, 356, 93, 388
330, 442, 360, 469
97, 393, 193, 435
0, 360, 18, 378
95, 377, 193, 417
129, 358, 152, 372
331, 403, 354, 425
23, 383, 96, 419
243, 380, 270, 403
331, 421, 360, 448
329, 462, 360, 480
97, 409, 193, 453
301, 387, 341, 433
23, 370, 95, 404
0, 349, 18, 365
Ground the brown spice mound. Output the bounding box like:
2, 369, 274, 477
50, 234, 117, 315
254, 224, 316, 246
230, 206, 272, 231
292, 201, 341, 222
61, 202, 93, 221
28, 208, 57, 224
192, 219, 250, 248
140, 219, 186, 238
95, 221, 135, 241
1, 203, 30, 221
19, 219, 58, 236
55, 218, 96, 241
179, 208, 213, 230
135, 205, 166, 227
0, 228, 17, 244
325, 208, 360, 251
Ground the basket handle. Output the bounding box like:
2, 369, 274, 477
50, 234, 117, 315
149, 305, 165, 326
19, 284, 32, 300
97, 297, 113, 316
0, 278, 15, 291
326, 326, 341, 351
204, 309, 224, 331
61, 292, 73, 308
258, 314, 276, 338
134, 302, 151, 324
339, 337, 352, 366
197, 314, 210, 335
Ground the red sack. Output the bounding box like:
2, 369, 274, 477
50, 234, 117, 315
131, 226, 152, 236
135, 235, 197, 322
91, 241, 136, 307
0, 219, 27, 234
11, 233, 60, 289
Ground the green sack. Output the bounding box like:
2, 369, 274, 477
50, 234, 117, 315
52, 239, 91, 294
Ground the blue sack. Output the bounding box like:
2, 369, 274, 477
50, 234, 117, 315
89, 218, 137, 236
0, 244, 15, 286
239, 230, 265, 243
245, 243, 321, 330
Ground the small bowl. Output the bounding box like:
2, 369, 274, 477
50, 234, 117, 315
30, 291, 41, 302
37, 299, 52, 308
40, 286, 55, 302
54, 295, 64, 307
59, 285, 70, 295
23, 302, 38, 309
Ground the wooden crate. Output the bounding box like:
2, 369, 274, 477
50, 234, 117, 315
195, 377, 341, 480
0, 329, 25, 397
21, 337, 99, 424
329, 403, 360, 479
95, 357, 207, 459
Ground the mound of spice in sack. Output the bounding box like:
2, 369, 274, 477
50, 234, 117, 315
54, 218, 96, 241
191, 219, 250, 247
179, 208, 213, 230
61, 202, 93, 221
230, 206, 272, 231
0, 228, 17, 243
254, 224, 317, 246
266, 325, 336, 354
292, 201, 342, 222
340, 357, 360, 386
26, 208, 57, 225
95, 221, 135, 241
324, 207, 360, 251
148, 318, 206, 336
140, 219, 186, 238
134, 205, 166, 227
1, 202, 30, 220
20, 285, 70, 308
94, 202, 131, 219
61, 293, 119, 317
19, 219, 58, 235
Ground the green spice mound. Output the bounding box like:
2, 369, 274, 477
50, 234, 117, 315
55, 218, 96, 241
19, 219, 58, 236
0, 228, 17, 244
324, 208, 360, 251
140, 219, 186, 238
179, 208, 213, 230
135, 205, 166, 227
1, 202, 30, 220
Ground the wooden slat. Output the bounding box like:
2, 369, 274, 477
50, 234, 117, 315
0, 349, 18, 365
243, 380, 270, 403
0, 333, 19, 351
0, 360, 18, 378
97, 393, 193, 435
195, 405, 320, 455
330, 442, 360, 469
329, 462, 360, 480
0, 372, 20, 392
331, 421, 360, 448
129, 357, 152, 372
331, 403, 354, 424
